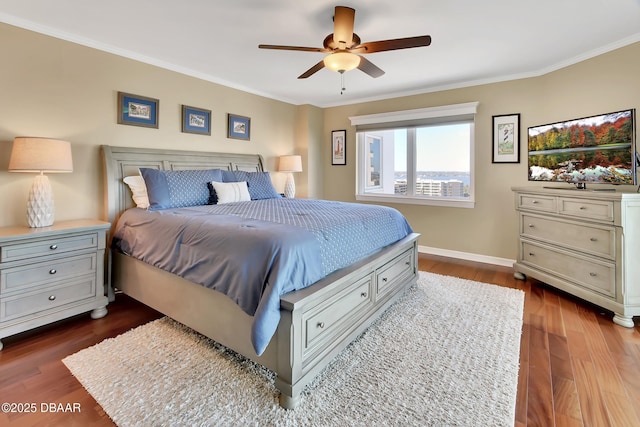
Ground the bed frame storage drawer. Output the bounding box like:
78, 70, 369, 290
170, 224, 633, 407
303, 274, 373, 355
376, 248, 414, 299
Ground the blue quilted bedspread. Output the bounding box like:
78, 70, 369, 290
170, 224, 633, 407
112, 198, 413, 355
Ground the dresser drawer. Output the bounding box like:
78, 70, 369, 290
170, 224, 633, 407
520, 214, 615, 259
1, 253, 97, 294
521, 241, 615, 297
559, 198, 614, 222
0, 277, 97, 322
0, 232, 100, 263
376, 249, 414, 298
303, 274, 372, 353
517, 194, 557, 213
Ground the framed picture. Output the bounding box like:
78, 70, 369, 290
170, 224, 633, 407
227, 113, 251, 140
492, 113, 520, 163
182, 105, 211, 135
331, 129, 346, 165
117, 92, 159, 128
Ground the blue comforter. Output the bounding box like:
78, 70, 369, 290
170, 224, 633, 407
112, 198, 413, 355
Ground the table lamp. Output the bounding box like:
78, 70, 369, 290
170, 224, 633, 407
278, 155, 303, 198
8, 137, 74, 227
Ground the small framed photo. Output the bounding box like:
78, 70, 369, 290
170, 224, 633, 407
492, 113, 520, 163
227, 113, 251, 140
182, 105, 211, 135
331, 129, 346, 165
117, 92, 159, 128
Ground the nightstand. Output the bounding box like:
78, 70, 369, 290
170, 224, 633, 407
0, 219, 110, 350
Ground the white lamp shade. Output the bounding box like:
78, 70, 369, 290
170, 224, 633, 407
323, 52, 361, 73
278, 155, 303, 172
9, 137, 73, 173
8, 137, 73, 227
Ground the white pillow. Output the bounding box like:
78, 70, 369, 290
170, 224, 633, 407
212, 181, 251, 204
123, 175, 150, 209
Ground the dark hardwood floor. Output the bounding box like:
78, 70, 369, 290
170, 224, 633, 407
1, 253, 638, 426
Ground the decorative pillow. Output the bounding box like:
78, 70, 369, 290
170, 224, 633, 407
211, 181, 251, 204
139, 168, 223, 210
231, 171, 281, 200
123, 175, 150, 209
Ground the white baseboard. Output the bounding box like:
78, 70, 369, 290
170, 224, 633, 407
418, 245, 515, 268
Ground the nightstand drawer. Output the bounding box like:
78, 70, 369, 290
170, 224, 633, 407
0, 232, 100, 263
1, 253, 97, 294
1, 277, 97, 322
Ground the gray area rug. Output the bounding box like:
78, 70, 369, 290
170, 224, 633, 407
63, 271, 524, 426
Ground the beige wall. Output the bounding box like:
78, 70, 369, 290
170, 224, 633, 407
1, 22, 639, 262
0, 23, 300, 227
323, 42, 640, 260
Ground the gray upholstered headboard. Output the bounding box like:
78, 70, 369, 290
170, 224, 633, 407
100, 145, 265, 230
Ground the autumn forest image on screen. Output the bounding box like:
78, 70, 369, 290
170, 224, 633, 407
528, 109, 635, 184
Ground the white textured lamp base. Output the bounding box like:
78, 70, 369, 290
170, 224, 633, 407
27, 174, 55, 228
284, 173, 296, 198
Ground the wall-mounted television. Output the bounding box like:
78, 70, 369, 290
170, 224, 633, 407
528, 108, 636, 188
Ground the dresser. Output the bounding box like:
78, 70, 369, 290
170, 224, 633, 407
0, 219, 110, 350
512, 187, 640, 327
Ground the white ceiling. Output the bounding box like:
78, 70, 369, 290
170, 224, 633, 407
1, 1, 640, 108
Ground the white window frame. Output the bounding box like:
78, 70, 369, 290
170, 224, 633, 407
350, 102, 478, 208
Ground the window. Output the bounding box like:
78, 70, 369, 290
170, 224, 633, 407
350, 102, 478, 208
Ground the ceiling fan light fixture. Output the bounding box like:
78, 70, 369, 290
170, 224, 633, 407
323, 51, 361, 73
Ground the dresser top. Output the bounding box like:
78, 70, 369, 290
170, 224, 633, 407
0, 219, 110, 241
511, 186, 640, 201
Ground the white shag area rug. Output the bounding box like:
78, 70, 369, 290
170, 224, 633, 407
63, 271, 524, 426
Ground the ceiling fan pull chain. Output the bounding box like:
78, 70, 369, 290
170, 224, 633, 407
340, 70, 346, 94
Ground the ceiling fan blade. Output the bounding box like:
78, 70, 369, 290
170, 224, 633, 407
354, 35, 432, 53
333, 6, 355, 47
357, 56, 385, 78
258, 44, 328, 53
298, 60, 326, 79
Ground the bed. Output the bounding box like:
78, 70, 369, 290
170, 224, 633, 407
101, 145, 419, 409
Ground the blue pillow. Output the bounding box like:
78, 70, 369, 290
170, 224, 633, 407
232, 171, 282, 200
140, 168, 223, 210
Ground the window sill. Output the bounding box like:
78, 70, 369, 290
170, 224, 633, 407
356, 194, 475, 208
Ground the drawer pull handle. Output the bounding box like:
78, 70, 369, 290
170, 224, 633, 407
49, 269, 57, 275
529, 252, 535, 256
528, 224, 534, 228
317, 322, 325, 329
50, 244, 58, 250
580, 206, 586, 210
382, 277, 388, 282
405, 261, 410, 266
48, 295, 56, 301
532, 200, 538, 204
361, 292, 368, 298
589, 272, 597, 277
590, 237, 597, 242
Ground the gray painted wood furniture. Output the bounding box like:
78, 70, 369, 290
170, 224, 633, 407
0, 220, 110, 350
512, 186, 640, 327
102, 145, 419, 408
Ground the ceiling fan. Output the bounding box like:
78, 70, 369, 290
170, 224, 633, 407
258, 6, 432, 80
